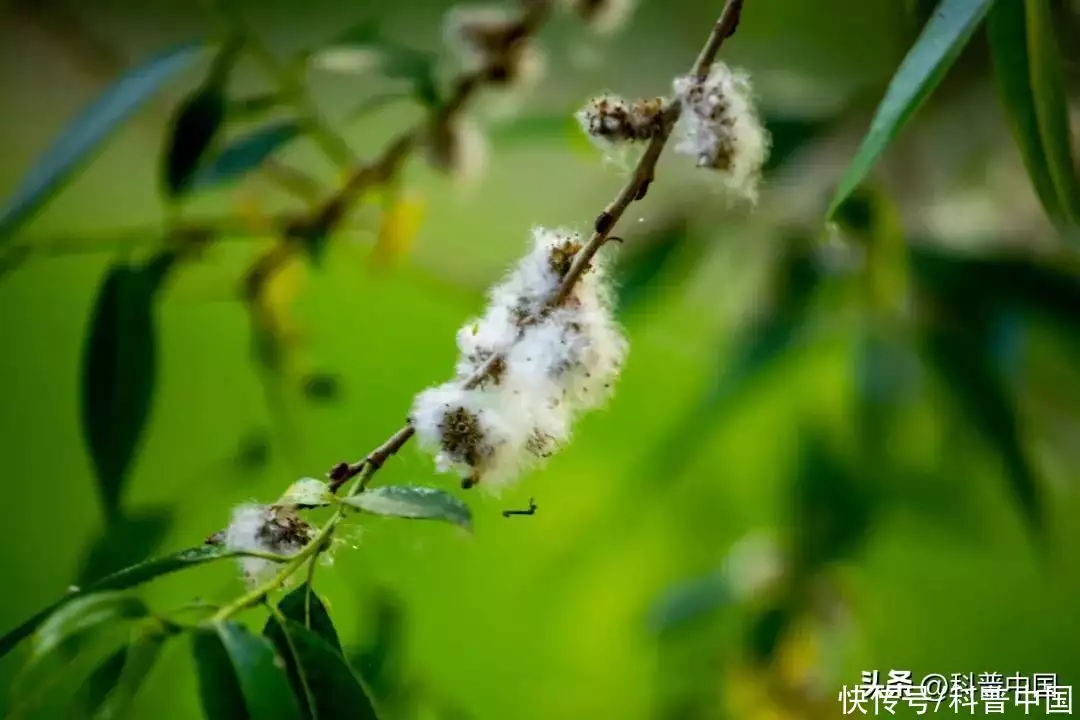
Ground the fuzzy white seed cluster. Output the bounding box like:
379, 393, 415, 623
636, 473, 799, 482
575, 94, 667, 150
411, 227, 627, 492
223, 504, 312, 585
443, 5, 546, 88
672, 61, 770, 202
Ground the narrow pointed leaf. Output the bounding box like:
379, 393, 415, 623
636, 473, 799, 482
81, 262, 160, 517
1024, 0, 1080, 225
313, 23, 439, 107
827, 0, 994, 217
922, 325, 1042, 535
986, 0, 1063, 223
82, 620, 170, 719
264, 616, 381, 720
0, 43, 204, 241
275, 583, 342, 653
0, 545, 232, 659
163, 88, 226, 196
349, 592, 405, 708
192, 621, 302, 720
192, 120, 303, 192
29, 593, 148, 667
343, 486, 472, 531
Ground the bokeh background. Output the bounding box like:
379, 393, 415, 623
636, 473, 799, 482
2, 0, 1079, 718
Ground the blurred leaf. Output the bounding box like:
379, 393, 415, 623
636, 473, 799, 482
234, 429, 272, 476
615, 217, 702, 316
371, 187, 425, 268
746, 602, 797, 666
192, 120, 303, 192
0, 545, 231, 659
649, 237, 824, 484
909, 245, 1080, 353
163, 88, 226, 196
245, 244, 305, 375
301, 372, 342, 403
827, 0, 993, 218
345, 91, 414, 123
314, 22, 439, 107
702, 240, 824, 413
263, 616, 381, 720
78, 506, 175, 586
0, 43, 204, 242
343, 486, 473, 531
489, 113, 600, 159
349, 592, 405, 708
790, 430, 874, 575
986, 1, 1064, 224
29, 593, 148, 669
762, 115, 831, 174
229, 93, 287, 122
920, 318, 1043, 535
1023, 0, 1080, 226
192, 620, 302, 720
275, 583, 342, 653
647, 569, 732, 636
80, 620, 170, 720
81, 262, 162, 518
164, 37, 244, 199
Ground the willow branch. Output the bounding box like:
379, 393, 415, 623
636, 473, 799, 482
326, 0, 746, 493
249, 0, 554, 289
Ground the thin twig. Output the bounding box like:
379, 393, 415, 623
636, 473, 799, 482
252, 0, 556, 314
325, 0, 747, 494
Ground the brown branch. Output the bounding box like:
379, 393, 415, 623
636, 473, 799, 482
326, 0, 747, 494
247, 0, 555, 307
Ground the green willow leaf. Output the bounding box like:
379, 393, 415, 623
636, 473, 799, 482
1024, 0, 1080, 225
647, 569, 733, 636
192, 621, 302, 720
790, 430, 876, 575
313, 22, 439, 107
827, 0, 993, 218
164, 38, 240, 195
0, 545, 231, 660
81, 620, 170, 720
615, 217, 703, 317
163, 88, 227, 196
191, 120, 303, 192
0, 43, 204, 242
29, 593, 148, 669
921, 321, 1043, 536
274, 583, 342, 653
343, 486, 473, 531
264, 616, 381, 720
81, 262, 160, 518
986, 0, 1063, 223
348, 592, 405, 710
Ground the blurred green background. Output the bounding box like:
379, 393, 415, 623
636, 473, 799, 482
2, 0, 1080, 718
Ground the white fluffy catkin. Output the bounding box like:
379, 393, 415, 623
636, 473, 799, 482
224, 504, 311, 585
672, 61, 770, 203
412, 227, 626, 492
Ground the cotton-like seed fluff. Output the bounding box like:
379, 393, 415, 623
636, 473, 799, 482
223, 503, 312, 585
672, 61, 770, 202
576, 94, 667, 150
411, 226, 627, 492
